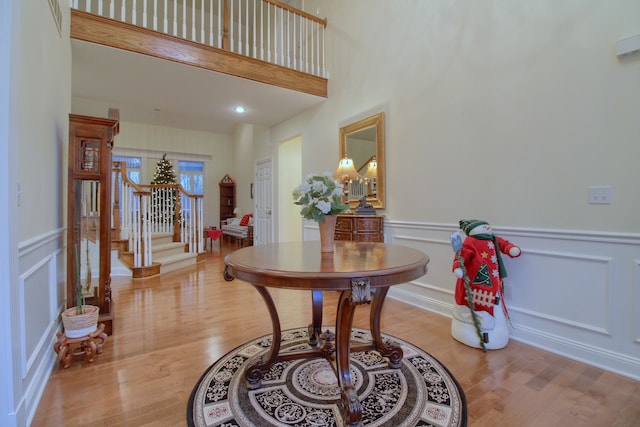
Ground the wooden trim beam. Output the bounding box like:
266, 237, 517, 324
71, 10, 328, 98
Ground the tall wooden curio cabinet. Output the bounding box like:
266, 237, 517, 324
219, 174, 236, 226
67, 112, 119, 335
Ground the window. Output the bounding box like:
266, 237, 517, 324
179, 161, 204, 222
113, 156, 141, 184
178, 161, 204, 194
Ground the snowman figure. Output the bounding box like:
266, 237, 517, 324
451, 219, 521, 350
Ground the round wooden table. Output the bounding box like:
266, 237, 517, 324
224, 240, 429, 426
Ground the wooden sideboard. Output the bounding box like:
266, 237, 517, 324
334, 214, 384, 242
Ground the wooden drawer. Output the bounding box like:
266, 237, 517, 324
334, 214, 384, 242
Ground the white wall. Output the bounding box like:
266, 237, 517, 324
8, 0, 72, 425
292, 0, 640, 232
232, 124, 256, 217
272, 0, 640, 379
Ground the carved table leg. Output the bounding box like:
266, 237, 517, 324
334, 279, 372, 427
370, 287, 403, 368
223, 265, 235, 281
244, 285, 282, 390
308, 290, 323, 346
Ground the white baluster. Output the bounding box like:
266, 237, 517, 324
173, 0, 177, 36
251, 0, 256, 58
245, 0, 249, 56
198, 199, 204, 252
182, 0, 186, 38
133, 195, 140, 267
217, 0, 222, 48
230, 0, 234, 52
286, 10, 290, 68
140, 196, 146, 266
279, 6, 284, 65
132, 0, 137, 25
209, 0, 213, 46
273, 4, 278, 64
280, 6, 284, 65
309, 21, 314, 76
321, 24, 325, 77
200, 0, 204, 43
146, 195, 152, 265
305, 18, 309, 73
292, 13, 296, 70
153, 0, 157, 31
267, 2, 270, 62
237, 0, 242, 54
260, 0, 264, 60
143, 0, 148, 28
164, 0, 168, 33
167, 187, 172, 233
192, 0, 196, 41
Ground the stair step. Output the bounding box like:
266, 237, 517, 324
151, 232, 175, 246
156, 252, 198, 274
152, 241, 186, 256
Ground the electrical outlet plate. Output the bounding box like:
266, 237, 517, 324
588, 186, 612, 204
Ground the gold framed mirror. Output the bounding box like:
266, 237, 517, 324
339, 112, 385, 209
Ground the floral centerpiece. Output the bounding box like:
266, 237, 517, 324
292, 172, 349, 222
293, 172, 349, 252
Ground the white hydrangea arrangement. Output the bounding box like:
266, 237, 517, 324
292, 172, 349, 222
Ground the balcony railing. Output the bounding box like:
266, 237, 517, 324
70, 0, 327, 78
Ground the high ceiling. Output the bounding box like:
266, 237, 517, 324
71, 39, 327, 135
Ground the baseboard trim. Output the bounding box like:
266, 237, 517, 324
511, 324, 640, 382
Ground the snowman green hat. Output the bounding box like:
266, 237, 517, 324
459, 219, 489, 236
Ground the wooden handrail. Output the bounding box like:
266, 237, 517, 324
264, 0, 327, 27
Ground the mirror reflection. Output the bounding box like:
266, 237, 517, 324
338, 112, 385, 209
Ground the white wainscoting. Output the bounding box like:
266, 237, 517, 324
17, 228, 65, 426
385, 220, 640, 381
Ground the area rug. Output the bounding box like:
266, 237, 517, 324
188, 327, 466, 427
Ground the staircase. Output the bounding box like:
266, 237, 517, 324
112, 162, 206, 279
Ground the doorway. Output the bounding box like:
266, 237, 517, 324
254, 158, 273, 245
278, 135, 302, 242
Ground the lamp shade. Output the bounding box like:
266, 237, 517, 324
334, 156, 360, 180
363, 157, 378, 181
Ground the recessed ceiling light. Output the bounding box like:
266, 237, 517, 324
234, 106, 246, 113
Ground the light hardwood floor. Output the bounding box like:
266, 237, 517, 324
33, 242, 640, 427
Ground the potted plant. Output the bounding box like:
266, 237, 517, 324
61, 244, 99, 338
292, 172, 349, 252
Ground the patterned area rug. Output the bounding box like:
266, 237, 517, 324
188, 327, 467, 427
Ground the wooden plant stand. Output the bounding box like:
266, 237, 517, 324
53, 323, 108, 368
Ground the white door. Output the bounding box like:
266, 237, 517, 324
254, 158, 273, 245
